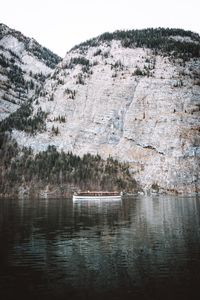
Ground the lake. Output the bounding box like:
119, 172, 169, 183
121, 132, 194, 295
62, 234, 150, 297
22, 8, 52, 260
0, 195, 200, 300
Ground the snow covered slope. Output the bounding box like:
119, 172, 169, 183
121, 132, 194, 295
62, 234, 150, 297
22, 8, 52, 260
10, 28, 200, 194
0, 23, 61, 120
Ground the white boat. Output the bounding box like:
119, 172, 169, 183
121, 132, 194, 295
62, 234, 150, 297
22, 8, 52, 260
73, 191, 122, 201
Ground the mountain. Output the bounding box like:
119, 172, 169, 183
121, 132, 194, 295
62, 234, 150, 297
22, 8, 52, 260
0, 23, 61, 120
1, 28, 200, 196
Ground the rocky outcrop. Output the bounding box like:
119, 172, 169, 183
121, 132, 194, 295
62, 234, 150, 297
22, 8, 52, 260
0, 23, 61, 120
10, 29, 200, 194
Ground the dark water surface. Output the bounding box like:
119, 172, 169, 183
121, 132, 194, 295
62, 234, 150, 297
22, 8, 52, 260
0, 196, 200, 300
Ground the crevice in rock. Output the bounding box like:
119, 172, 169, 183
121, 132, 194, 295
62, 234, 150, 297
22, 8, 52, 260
143, 145, 165, 155
120, 78, 141, 136
124, 136, 165, 155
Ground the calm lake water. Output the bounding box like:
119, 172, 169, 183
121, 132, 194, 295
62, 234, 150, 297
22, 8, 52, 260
0, 195, 200, 300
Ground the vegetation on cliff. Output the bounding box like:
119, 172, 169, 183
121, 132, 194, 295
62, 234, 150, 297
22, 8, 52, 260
0, 102, 47, 134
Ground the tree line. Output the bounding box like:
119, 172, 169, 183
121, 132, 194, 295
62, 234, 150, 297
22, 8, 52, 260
0, 134, 137, 194
72, 28, 200, 60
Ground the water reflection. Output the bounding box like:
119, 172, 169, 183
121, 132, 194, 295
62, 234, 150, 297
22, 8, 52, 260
73, 199, 123, 230
0, 196, 200, 300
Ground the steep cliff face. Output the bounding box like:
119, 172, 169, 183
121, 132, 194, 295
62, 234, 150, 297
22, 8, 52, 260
11, 29, 200, 194
0, 23, 61, 120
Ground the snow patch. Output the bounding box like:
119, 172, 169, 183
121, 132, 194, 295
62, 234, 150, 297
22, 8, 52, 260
0, 35, 25, 55
21, 53, 51, 75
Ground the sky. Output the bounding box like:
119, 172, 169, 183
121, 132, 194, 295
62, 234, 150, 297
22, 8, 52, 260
0, 0, 199, 57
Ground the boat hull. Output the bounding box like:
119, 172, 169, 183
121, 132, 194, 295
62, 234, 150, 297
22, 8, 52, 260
73, 195, 122, 201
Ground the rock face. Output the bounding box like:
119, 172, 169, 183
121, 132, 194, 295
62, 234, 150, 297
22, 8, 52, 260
11, 29, 200, 194
0, 23, 61, 120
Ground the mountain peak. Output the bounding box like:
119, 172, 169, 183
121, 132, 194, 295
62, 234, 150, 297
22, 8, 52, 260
71, 27, 200, 59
